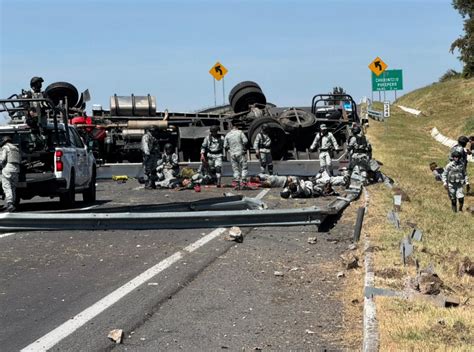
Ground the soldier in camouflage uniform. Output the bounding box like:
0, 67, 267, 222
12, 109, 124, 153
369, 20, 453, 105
310, 124, 339, 176
200, 125, 224, 187
348, 125, 372, 185
141, 126, 161, 189
253, 123, 273, 175
224, 125, 249, 189
442, 150, 467, 212
0, 136, 21, 212
156, 143, 179, 188
449, 136, 470, 193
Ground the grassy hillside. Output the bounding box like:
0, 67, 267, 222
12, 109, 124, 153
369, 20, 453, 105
364, 77, 474, 350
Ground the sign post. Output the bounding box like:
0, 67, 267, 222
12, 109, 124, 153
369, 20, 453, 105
209, 61, 229, 106
383, 101, 390, 118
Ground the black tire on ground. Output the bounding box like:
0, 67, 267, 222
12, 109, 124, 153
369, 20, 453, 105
278, 108, 317, 132
44, 81, 79, 107
60, 170, 76, 208
82, 167, 96, 203
248, 117, 287, 160
228, 81, 266, 113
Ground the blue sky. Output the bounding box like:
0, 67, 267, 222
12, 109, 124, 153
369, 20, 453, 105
0, 0, 464, 113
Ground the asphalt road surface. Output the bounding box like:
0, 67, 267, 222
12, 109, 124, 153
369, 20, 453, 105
1, 179, 358, 351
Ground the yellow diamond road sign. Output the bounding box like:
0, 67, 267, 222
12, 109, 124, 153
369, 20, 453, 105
368, 57, 388, 76
209, 62, 228, 81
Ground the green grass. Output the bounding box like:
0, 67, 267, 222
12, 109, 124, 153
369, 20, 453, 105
364, 77, 474, 350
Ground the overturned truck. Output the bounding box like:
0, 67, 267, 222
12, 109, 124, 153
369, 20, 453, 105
85, 81, 360, 172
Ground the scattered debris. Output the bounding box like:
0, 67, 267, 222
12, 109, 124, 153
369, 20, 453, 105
408, 266, 443, 295
305, 329, 315, 335
274, 271, 284, 277
226, 226, 243, 243
347, 243, 358, 251
351, 298, 360, 305
467, 205, 474, 215
147, 282, 159, 286
107, 329, 124, 344
340, 253, 359, 269
307, 237, 317, 244
458, 257, 474, 277
410, 228, 423, 242
337, 271, 345, 278
387, 210, 400, 228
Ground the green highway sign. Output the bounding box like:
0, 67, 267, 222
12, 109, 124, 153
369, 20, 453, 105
371, 69, 403, 91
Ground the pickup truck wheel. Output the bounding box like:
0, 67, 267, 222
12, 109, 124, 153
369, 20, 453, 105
60, 171, 76, 208
83, 168, 96, 203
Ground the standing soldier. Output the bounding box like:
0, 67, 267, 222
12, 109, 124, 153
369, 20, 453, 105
224, 125, 249, 189
442, 150, 467, 212
200, 125, 224, 187
141, 126, 161, 190
309, 124, 339, 176
449, 136, 470, 193
253, 123, 273, 175
348, 125, 372, 184
0, 136, 21, 212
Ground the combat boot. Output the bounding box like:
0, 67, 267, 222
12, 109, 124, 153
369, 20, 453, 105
6, 202, 16, 213
268, 165, 274, 175
451, 199, 457, 213
458, 198, 464, 212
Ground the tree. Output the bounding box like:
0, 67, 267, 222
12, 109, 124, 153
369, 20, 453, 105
450, 0, 474, 78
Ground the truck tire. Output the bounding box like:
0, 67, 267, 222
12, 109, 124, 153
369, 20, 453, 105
60, 170, 76, 208
278, 108, 316, 132
248, 117, 286, 160
229, 81, 266, 113
83, 167, 96, 203
44, 81, 79, 107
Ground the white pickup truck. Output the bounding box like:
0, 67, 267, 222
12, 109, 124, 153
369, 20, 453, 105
0, 123, 96, 208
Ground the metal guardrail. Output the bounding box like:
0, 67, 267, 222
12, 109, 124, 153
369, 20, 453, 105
0, 185, 361, 232
367, 108, 384, 121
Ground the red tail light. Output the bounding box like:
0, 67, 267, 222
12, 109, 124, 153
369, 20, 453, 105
55, 150, 64, 171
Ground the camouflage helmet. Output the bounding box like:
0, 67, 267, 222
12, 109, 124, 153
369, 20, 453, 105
164, 143, 173, 152
30, 76, 44, 86
451, 150, 462, 158
0, 135, 13, 146
352, 125, 361, 134
457, 135, 469, 147
280, 189, 290, 199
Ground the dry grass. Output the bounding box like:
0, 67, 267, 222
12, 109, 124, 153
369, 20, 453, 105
363, 77, 474, 350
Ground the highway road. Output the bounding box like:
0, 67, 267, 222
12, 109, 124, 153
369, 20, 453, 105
1, 179, 360, 351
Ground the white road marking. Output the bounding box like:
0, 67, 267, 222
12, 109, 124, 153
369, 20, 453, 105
0, 232, 16, 239
79, 204, 100, 211
21, 251, 183, 352
21, 189, 270, 351
183, 228, 227, 253
255, 188, 270, 200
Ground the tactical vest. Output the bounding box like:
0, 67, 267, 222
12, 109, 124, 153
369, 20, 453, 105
354, 135, 369, 153
4, 143, 21, 164
448, 163, 465, 183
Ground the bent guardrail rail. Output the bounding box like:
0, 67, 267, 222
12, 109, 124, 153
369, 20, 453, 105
0, 185, 361, 232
